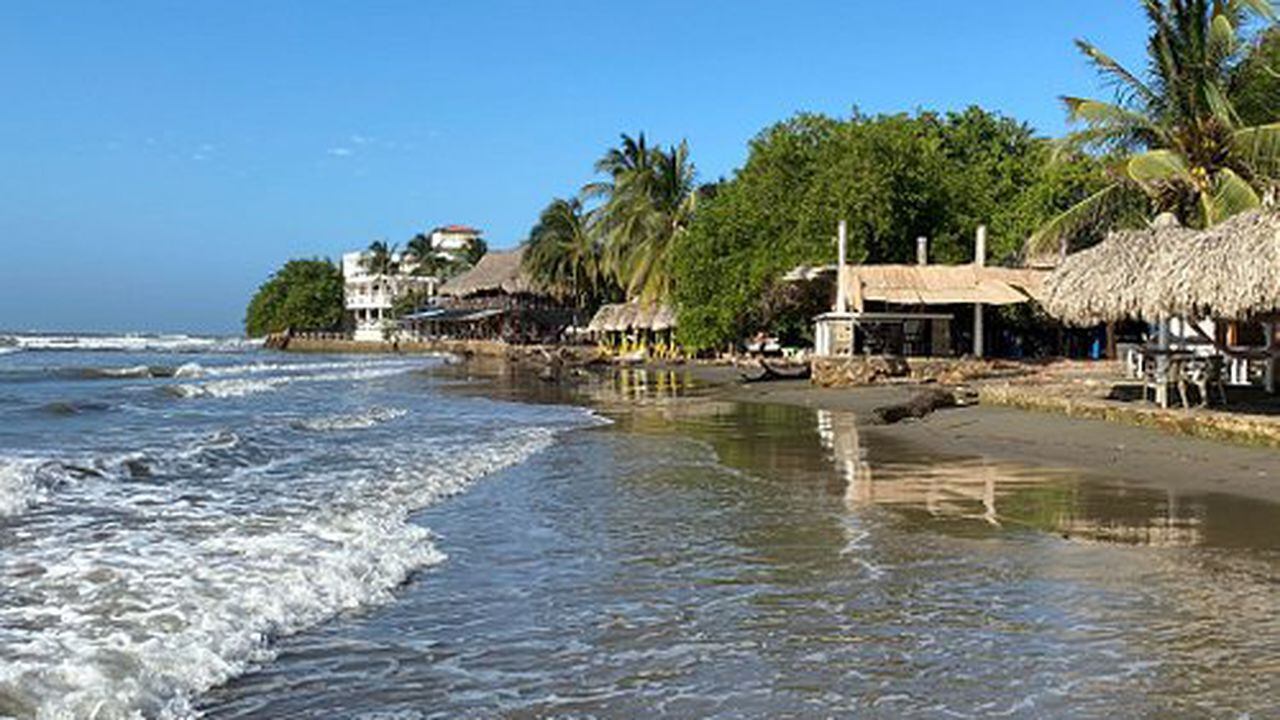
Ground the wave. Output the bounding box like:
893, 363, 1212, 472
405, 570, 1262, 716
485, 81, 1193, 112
168, 365, 423, 399
294, 407, 409, 431
0, 427, 561, 719
0, 333, 263, 354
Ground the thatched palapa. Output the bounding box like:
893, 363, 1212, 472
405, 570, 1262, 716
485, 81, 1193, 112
1044, 210, 1280, 325
587, 302, 676, 333
841, 264, 1046, 306
439, 247, 537, 297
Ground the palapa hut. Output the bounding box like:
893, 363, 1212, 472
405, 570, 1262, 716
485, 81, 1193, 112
403, 247, 573, 343
793, 225, 1047, 358
586, 302, 678, 358
1043, 210, 1280, 397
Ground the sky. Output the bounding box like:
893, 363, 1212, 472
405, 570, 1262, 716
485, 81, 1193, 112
0, 1, 1150, 334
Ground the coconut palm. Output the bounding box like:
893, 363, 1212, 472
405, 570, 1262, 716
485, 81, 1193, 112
1029, 0, 1280, 255
524, 197, 609, 308
588, 135, 698, 301
405, 233, 453, 277
360, 240, 399, 277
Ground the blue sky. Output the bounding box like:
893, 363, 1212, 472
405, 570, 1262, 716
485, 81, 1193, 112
0, 1, 1149, 334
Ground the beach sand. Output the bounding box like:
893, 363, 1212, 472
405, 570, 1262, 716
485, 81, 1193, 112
703, 371, 1280, 504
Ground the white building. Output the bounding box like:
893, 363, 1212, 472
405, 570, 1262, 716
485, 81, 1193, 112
342, 251, 437, 342
427, 225, 483, 259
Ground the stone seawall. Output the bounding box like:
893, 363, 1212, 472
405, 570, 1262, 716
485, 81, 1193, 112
811, 356, 1028, 387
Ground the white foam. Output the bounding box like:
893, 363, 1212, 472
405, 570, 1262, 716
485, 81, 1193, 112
296, 407, 409, 431
2, 333, 263, 354
169, 365, 423, 399
0, 427, 559, 719
0, 458, 44, 517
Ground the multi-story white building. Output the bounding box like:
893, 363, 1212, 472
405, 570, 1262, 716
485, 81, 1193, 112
427, 225, 483, 259
342, 251, 437, 342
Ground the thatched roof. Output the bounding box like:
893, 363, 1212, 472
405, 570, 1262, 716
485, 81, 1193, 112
787, 263, 1045, 306
842, 264, 1046, 306
1044, 211, 1280, 325
587, 302, 676, 333
439, 247, 536, 297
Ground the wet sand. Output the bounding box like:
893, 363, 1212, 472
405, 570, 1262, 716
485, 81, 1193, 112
703, 370, 1280, 504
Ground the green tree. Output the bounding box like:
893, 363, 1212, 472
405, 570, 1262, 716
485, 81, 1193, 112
587, 133, 699, 302
671, 108, 1099, 350
523, 197, 615, 309
1030, 0, 1280, 254
244, 259, 344, 336
360, 239, 399, 276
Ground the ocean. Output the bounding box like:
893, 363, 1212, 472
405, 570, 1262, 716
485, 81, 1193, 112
1, 336, 1277, 719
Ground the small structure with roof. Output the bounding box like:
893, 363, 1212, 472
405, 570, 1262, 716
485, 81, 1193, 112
1044, 210, 1280, 405
794, 223, 1047, 358
586, 302, 678, 358
401, 247, 573, 343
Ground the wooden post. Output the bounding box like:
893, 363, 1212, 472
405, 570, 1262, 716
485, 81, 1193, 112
1266, 321, 1276, 394
835, 220, 848, 314
1156, 318, 1170, 408
973, 226, 986, 358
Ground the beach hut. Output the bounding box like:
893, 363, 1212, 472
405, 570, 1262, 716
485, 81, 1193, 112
1043, 210, 1280, 403
405, 247, 573, 343
587, 301, 679, 358
798, 224, 1048, 358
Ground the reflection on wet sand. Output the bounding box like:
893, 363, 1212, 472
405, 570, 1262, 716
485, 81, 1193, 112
818, 408, 1207, 547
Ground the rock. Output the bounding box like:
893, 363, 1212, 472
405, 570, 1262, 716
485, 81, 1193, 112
871, 388, 958, 425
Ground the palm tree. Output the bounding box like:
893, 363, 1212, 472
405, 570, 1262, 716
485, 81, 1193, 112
360, 240, 399, 277
587, 134, 698, 301
405, 233, 452, 277
1029, 0, 1280, 255
524, 197, 609, 308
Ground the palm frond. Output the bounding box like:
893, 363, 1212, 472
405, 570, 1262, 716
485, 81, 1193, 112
1026, 183, 1128, 256
1203, 167, 1263, 223
1231, 122, 1280, 177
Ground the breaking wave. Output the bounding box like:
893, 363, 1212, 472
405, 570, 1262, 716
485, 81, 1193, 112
0, 333, 263, 354
167, 365, 422, 399
294, 407, 409, 431
0, 427, 561, 719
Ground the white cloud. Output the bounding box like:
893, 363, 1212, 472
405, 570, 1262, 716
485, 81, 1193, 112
327, 147, 353, 157
349, 134, 370, 145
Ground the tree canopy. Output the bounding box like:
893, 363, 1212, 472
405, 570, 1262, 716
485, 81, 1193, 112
670, 107, 1110, 349
244, 259, 345, 337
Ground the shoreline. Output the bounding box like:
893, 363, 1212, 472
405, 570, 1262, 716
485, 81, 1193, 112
434, 357, 1280, 506
281, 339, 1279, 504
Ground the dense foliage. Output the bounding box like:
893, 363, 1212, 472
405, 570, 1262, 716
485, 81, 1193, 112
244, 259, 344, 337
522, 134, 697, 308
670, 108, 1111, 349
1030, 0, 1280, 252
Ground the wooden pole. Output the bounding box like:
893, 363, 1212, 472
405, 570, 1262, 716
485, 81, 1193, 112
1266, 321, 1276, 394
1156, 318, 1170, 408
835, 220, 848, 314
973, 226, 986, 358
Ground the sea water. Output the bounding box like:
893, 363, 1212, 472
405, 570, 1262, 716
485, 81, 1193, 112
0, 338, 597, 718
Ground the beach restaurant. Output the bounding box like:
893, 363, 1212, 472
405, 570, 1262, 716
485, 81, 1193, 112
789, 223, 1047, 358
400, 247, 573, 344
1043, 210, 1280, 408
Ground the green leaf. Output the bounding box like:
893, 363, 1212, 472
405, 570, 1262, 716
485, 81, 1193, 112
1231, 123, 1280, 178
1203, 168, 1262, 224
1127, 150, 1194, 188
1025, 183, 1124, 257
